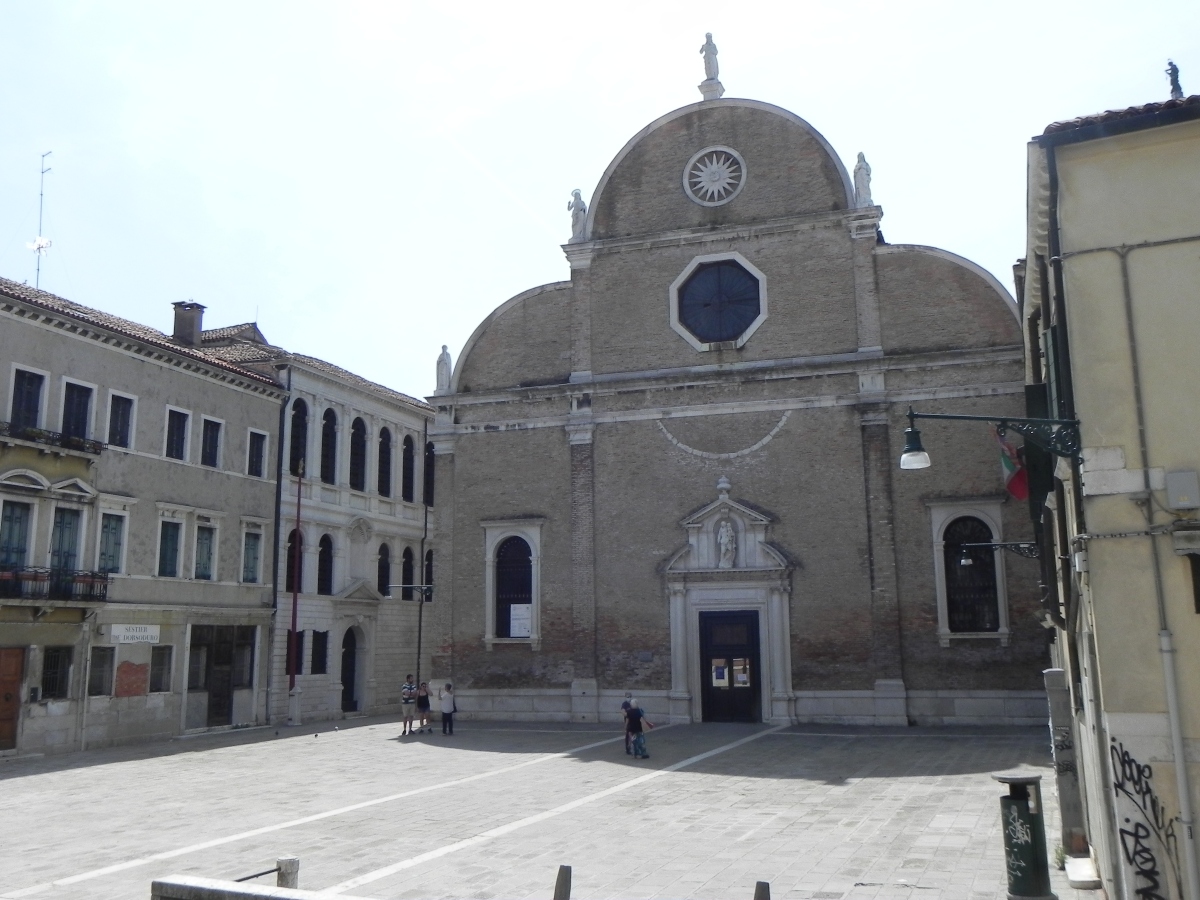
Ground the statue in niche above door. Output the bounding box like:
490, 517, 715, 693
717, 520, 736, 568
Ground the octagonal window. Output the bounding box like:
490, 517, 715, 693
680, 261, 761, 343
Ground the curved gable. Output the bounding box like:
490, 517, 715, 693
453, 283, 573, 393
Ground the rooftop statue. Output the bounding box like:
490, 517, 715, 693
1167, 60, 1184, 101
436, 345, 452, 394
701, 33, 719, 81
853, 152, 873, 208
567, 189, 587, 243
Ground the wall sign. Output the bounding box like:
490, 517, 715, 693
509, 604, 532, 638
110, 625, 160, 644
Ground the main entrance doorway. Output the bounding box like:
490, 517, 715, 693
699, 611, 760, 722
0, 648, 24, 750
341, 630, 358, 713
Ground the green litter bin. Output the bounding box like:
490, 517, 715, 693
992, 773, 1057, 900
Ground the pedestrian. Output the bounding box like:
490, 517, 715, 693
626, 699, 653, 759
620, 691, 633, 755
439, 683, 456, 735
415, 682, 432, 733
401, 673, 416, 735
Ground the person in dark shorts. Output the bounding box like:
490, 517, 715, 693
620, 692, 633, 755
415, 682, 432, 733
626, 699, 654, 759
401, 674, 416, 735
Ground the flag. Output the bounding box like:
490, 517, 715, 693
996, 427, 1028, 501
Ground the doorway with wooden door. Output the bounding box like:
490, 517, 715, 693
0, 648, 25, 750
699, 611, 761, 722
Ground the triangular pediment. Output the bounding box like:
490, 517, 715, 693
339, 577, 384, 602
666, 476, 790, 573
680, 495, 772, 528
51, 478, 98, 498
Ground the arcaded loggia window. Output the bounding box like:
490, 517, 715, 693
401, 436, 415, 502
349, 417, 367, 491
377, 543, 391, 596
285, 529, 303, 593
377, 428, 392, 497
317, 534, 334, 595
289, 399, 308, 476
401, 547, 414, 600
424, 549, 433, 594
320, 409, 338, 484
943, 516, 1000, 632
495, 537, 532, 639
423, 441, 436, 507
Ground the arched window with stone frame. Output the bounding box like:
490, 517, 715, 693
377, 428, 393, 497
320, 409, 338, 485
401, 547, 414, 600
423, 441, 436, 507
349, 418, 368, 492
424, 549, 433, 595
377, 543, 391, 596
928, 500, 1010, 646
285, 529, 303, 593
289, 399, 308, 476
317, 534, 334, 595
401, 435, 415, 502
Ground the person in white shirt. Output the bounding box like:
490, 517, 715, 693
439, 683, 456, 735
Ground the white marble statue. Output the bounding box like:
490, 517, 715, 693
435, 345, 452, 394
717, 520, 736, 569
567, 189, 587, 242
700, 33, 719, 81
853, 152, 873, 208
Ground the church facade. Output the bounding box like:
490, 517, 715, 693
427, 90, 1049, 726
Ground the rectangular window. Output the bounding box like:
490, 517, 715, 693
200, 419, 221, 468
88, 646, 115, 696
194, 526, 215, 580
165, 409, 188, 460
158, 521, 181, 577
61, 383, 93, 440
311, 630, 328, 675
286, 629, 304, 676
11, 369, 44, 431
150, 646, 173, 692
241, 531, 261, 583
108, 395, 134, 448
50, 508, 81, 572
232, 626, 255, 688
98, 513, 125, 574
248, 431, 267, 478
0, 501, 32, 569
41, 646, 72, 699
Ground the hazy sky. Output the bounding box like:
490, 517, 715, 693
1, 2, 1196, 398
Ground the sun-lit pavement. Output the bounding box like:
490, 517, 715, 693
0, 717, 1096, 900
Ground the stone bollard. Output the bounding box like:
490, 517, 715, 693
992, 773, 1056, 900
753, 881, 771, 900
553, 865, 571, 900
277, 857, 300, 889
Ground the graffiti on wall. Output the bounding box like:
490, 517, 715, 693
1111, 738, 1182, 900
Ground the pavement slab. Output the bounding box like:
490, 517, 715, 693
0, 718, 1100, 900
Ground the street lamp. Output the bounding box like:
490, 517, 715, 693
899, 406, 1080, 470
391, 583, 433, 688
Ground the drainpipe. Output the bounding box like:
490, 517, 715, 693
267, 365, 291, 724
1114, 247, 1200, 900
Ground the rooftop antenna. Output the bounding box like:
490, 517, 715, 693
26, 151, 53, 288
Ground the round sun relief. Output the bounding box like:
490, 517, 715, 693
683, 146, 746, 207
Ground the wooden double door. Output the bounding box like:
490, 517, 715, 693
699, 611, 761, 722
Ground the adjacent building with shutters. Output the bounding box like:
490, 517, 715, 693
426, 89, 1050, 726
0, 282, 284, 753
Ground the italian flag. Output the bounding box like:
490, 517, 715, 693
996, 427, 1028, 501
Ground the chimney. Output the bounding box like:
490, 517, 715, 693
172, 301, 205, 346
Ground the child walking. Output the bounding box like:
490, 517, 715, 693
625, 699, 654, 759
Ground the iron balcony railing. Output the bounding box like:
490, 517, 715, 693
0, 420, 105, 455
0, 567, 111, 602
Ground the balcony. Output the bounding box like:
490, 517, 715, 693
0, 421, 105, 455
0, 568, 111, 602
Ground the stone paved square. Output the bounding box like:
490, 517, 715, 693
0, 719, 1096, 899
